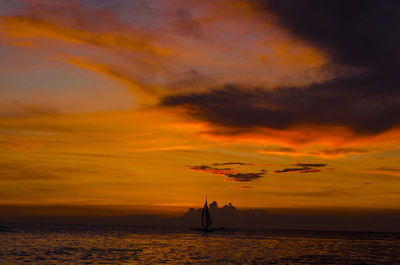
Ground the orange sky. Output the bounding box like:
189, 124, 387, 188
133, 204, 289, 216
1, 0, 399, 215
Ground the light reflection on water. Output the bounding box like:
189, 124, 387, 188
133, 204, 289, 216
0, 224, 399, 264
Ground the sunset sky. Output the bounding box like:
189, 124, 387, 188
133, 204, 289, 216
1, 0, 400, 217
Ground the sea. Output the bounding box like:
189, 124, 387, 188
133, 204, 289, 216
0, 223, 399, 264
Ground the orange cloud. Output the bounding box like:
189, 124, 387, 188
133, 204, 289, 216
0, 16, 171, 56
189, 121, 400, 158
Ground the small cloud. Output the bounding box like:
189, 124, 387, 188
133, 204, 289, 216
186, 165, 234, 175
299, 169, 321, 173
364, 167, 400, 177
187, 162, 267, 183
310, 148, 369, 157
274, 167, 310, 173
212, 162, 256, 166
226, 172, 266, 182
260, 147, 297, 156
375, 167, 400, 173
274, 162, 328, 173
232, 186, 255, 189
294, 163, 326, 167
275, 168, 302, 173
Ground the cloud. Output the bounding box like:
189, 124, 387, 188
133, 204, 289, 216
161, 0, 400, 139
1, 0, 171, 57
274, 168, 303, 173
310, 148, 369, 157
66, 58, 162, 105
375, 167, 400, 173
226, 171, 266, 182
0, 102, 61, 117
186, 165, 234, 175
260, 146, 371, 158
299, 169, 321, 174
294, 163, 326, 167
161, 82, 400, 135
0, 163, 59, 181
365, 167, 400, 177
274, 162, 327, 173
261, 147, 296, 155
212, 162, 256, 166
274, 167, 310, 173
260, 0, 400, 71
186, 163, 266, 182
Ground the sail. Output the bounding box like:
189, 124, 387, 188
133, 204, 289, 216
201, 199, 212, 229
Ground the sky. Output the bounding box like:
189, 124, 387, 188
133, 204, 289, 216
1, 0, 400, 217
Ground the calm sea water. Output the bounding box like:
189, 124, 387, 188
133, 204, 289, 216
0, 224, 399, 264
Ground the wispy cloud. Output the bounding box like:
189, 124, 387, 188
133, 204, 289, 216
310, 148, 369, 158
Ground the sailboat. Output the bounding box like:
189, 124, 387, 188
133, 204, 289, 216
200, 198, 213, 232
195, 197, 224, 232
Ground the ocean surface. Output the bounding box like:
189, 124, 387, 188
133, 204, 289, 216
0, 224, 399, 264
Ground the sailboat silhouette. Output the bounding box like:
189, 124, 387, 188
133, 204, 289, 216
195, 197, 224, 232
201, 198, 213, 232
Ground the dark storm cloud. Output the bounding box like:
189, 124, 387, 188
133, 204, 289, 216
162, 81, 400, 134
259, 0, 400, 71
161, 0, 400, 135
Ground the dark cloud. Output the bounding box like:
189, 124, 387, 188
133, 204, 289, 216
162, 82, 400, 134
186, 165, 233, 175
260, 0, 400, 71
189, 165, 211, 171
187, 163, 266, 182
274, 167, 310, 173
274, 162, 327, 173
226, 172, 266, 182
161, 0, 400, 135
299, 169, 321, 174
